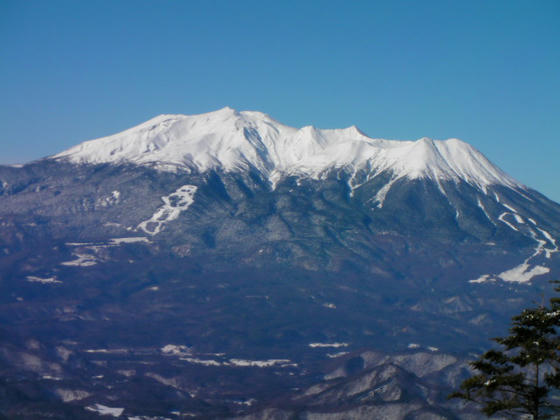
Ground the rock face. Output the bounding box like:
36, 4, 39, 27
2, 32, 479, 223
0, 109, 559, 418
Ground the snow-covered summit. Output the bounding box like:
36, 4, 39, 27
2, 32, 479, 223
53, 107, 521, 190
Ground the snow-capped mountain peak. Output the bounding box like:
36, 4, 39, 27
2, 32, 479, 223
53, 108, 521, 191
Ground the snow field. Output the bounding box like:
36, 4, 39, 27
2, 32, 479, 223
137, 185, 197, 235
55, 108, 521, 192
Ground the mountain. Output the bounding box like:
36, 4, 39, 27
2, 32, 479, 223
54, 107, 519, 190
0, 108, 559, 419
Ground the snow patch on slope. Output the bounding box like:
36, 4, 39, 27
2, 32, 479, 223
61, 237, 150, 267
109, 237, 150, 245
477, 198, 494, 224
537, 227, 558, 256
498, 263, 550, 283
96, 190, 120, 208
137, 185, 197, 235
371, 177, 398, 208
309, 342, 349, 348
470, 216, 558, 284
179, 357, 296, 368
85, 404, 124, 417
498, 212, 519, 232
228, 358, 294, 368
61, 252, 99, 267
469, 274, 493, 284
159, 345, 296, 369
26, 275, 62, 284
161, 344, 191, 357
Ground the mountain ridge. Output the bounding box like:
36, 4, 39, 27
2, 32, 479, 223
52, 107, 522, 192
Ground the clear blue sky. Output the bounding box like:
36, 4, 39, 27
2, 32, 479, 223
1, 0, 559, 201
